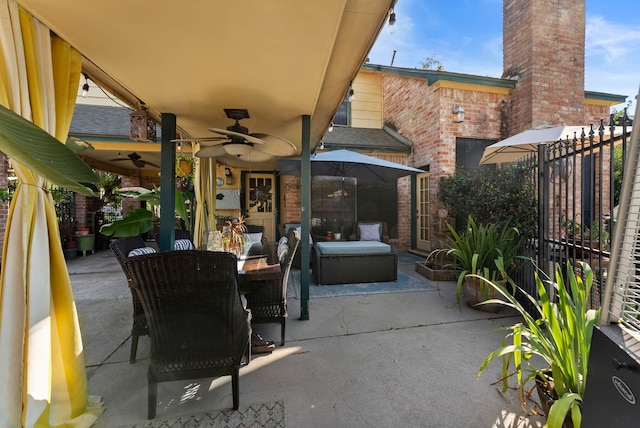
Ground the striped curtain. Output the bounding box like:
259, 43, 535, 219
0, 1, 103, 426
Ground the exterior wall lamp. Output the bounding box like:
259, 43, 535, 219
452, 104, 465, 123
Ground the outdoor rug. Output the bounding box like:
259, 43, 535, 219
121, 400, 286, 428
287, 254, 436, 299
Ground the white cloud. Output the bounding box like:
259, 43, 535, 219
586, 15, 640, 63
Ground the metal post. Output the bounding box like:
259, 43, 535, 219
300, 115, 311, 320
159, 113, 176, 251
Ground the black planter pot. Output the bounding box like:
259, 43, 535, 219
535, 376, 574, 428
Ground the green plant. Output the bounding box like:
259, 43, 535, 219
437, 164, 537, 241
446, 216, 522, 308
477, 262, 600, 428
58, 220, 77, 245
99, 208, 153, 238
561, 213, 610, 251
97, 170, 122, 207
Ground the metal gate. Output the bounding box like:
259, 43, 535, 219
535, 114, 633, 310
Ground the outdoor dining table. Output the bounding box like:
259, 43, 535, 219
237, 255, 281, 295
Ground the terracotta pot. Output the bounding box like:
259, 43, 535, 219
462, 277, 507, 312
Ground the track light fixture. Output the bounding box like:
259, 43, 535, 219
82, 73, 90, 97
329, 121, 334, 133
319, 140, 325, 150
348, 84, 355, 102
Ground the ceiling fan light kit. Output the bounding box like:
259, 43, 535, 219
224, 143, 252, 156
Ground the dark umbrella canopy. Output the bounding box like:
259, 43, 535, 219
278, 149, 424, 183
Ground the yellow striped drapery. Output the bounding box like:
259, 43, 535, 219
0, 1, 103, 426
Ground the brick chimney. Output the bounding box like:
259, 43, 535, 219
503, 0, 585, 134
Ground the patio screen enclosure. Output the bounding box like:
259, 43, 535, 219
311, 176, 398, 238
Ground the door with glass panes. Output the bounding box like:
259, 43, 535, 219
416, 172, 431, 251
245, 173, 276, 241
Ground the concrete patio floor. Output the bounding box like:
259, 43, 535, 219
67, 248, 545, 427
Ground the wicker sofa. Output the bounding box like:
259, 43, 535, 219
311, 241, 397, 285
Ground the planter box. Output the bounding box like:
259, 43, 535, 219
415, 261, 459, 282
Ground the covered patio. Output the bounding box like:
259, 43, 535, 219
67, 249, 545, 427
0, 3, 405, 424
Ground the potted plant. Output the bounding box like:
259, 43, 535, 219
415, 248, 460, 282
59, 220, 78, 258
477, 261, 600, 428
446, 216, 522, 311
221, 216, 247, 256
561, 213, 610, 258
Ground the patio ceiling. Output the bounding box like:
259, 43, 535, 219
18, 0, 393, 172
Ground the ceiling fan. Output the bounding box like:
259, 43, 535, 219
110, 152, 159, 169
172, 108, 297, 162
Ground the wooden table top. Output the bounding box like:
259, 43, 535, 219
237, 256, 281, 293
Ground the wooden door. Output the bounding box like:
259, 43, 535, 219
245, 173, 276, 241
416, 172, 431, 251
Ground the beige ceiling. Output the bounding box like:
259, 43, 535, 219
18, 0, 392, 172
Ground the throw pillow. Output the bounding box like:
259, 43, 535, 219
277, 236, 289, 263
127, 247, 156, 257
359, 223, 382, 241
174, 239, 194, 250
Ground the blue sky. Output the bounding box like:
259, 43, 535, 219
367, 0, 640, 114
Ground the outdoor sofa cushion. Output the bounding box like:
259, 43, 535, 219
314, 241, 391, 256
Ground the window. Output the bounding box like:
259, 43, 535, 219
333, 93, 349, 126
456, 138, 497, 170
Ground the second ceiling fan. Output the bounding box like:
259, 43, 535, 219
173, 109, 297, 163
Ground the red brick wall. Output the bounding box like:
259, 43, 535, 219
382, 74, 509, 249
584, 103, 612, 126
503, 0, 585, 132
120, 174, 160, 215
280, 175, 302, 224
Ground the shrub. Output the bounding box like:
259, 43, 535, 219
438, 163, 537, 240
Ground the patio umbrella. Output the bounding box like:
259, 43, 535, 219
278, 149, 424, 184
480, 125, 632, 165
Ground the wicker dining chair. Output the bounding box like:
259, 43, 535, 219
110, 235, 152, 363
244, 230, 299, 346
124, 250, 252, 419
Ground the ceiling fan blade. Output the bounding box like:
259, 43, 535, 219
236, 149, 274, 163
208, 128, 265, 145
251, 133, 297, 156
109, 158, 131, 162
171, 137, 227, 143
144, 161, 160, 169
195, 145, 227, 158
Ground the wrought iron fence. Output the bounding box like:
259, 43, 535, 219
535, 113, 632, 310
52, 186, 75, 222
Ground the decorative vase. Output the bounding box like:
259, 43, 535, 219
462, 277, 507, 312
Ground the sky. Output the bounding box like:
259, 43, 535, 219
367, 0, 640, 114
